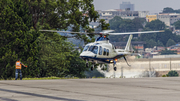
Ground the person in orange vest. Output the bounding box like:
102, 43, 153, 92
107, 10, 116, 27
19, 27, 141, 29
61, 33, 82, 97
15, 59, 27, 80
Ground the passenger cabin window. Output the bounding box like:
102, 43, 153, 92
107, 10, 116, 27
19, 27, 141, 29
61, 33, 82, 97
88, 46, 98, 54
99, 46, 102, 55
107, 49, 109, 56
103, 48, 106, 55
83, 45, 89, 52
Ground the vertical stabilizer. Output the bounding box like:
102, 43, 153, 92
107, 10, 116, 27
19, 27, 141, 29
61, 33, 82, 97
125, 34, 133, 51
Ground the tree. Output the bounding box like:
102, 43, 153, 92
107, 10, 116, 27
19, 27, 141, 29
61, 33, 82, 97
174, 9, 180, 13
26, 0, 100, 77
98, 19, 110, 30
161, 49, 177, 55
162, 7, 175, 13
67, 51, 88, 78
157, 40, 164, 47
109, 16, 143, 42
24, 0, 99, 39
166, 39, 176, 47
1, 0, 99, 47
37, 32, 89, 78
156, 29, 175, 46
12, 0, 32, 30
139, 28, 157, 42
109, 16, 123, 32
37, 33, 71, 77
119, 19, 134, 32
162, 7, 180, 13
174, 20, 180, 29
140, 28, 175, 47
0, 0, 101, 79
109, 16, 143, 33
146, 39, 157, 48
0, 2, 40, 79
132, 18, 144, 31
166, 70, 179, 77
145, 19, 165, 30
172, 35, 180, 43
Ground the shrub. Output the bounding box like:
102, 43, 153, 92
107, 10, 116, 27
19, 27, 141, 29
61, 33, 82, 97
162, 75, 167, 77
166, 70, 179, 77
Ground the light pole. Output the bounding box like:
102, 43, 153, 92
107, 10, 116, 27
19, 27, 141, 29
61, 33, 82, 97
114, 68, 116, 78
121, 66, 123, 78
149, 58, 151, 77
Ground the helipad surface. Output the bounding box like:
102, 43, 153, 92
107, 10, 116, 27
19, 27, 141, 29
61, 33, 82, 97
0, 78, 180, 101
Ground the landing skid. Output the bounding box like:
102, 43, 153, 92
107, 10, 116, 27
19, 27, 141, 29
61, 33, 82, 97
123, 57, 131, 67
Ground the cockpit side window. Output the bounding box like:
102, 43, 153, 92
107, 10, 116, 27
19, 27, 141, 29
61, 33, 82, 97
103, 48, 106, 55
99, 46, 102, 55
83, 45, 89, 52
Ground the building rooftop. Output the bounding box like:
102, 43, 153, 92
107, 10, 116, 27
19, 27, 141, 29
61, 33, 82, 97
122, 2, 132, 4
159, 13, 180, 15
104, 9, 117, 11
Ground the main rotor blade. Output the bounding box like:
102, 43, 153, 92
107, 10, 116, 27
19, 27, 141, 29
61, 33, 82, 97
40, 30, 89, 34
40, 30, 115, 35
108, 30, 164, 35
99, 30, 114, 33
40, 30, 164, 36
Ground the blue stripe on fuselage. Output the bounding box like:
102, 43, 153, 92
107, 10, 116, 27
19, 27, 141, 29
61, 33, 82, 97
80, 54, 125, 63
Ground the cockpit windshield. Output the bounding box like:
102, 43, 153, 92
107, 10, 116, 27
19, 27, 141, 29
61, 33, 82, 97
83, 45, 89, 52
88, 46, 98, 54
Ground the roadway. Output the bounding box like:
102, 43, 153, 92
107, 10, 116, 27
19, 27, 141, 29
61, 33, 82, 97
0, 78, 180, 101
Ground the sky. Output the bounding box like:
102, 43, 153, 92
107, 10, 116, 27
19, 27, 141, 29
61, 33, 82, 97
93, 0, 180, 14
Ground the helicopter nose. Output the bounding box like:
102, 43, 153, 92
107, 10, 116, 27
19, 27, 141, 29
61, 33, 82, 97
80, 51, 95, 57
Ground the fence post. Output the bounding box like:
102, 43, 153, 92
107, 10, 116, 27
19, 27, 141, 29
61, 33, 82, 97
170, 58, 171, 70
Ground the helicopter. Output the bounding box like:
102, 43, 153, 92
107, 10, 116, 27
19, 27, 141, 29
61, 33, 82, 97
40, 30, 164, 71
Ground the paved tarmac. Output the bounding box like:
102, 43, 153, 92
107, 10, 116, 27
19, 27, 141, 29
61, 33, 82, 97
0, 78, 180, 101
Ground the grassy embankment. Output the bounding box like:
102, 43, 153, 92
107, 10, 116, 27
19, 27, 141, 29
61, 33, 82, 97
0, 77, 79, 80
0, 76, 105, 80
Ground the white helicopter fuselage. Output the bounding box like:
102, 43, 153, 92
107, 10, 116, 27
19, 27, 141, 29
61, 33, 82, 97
80, 36, 132, 64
